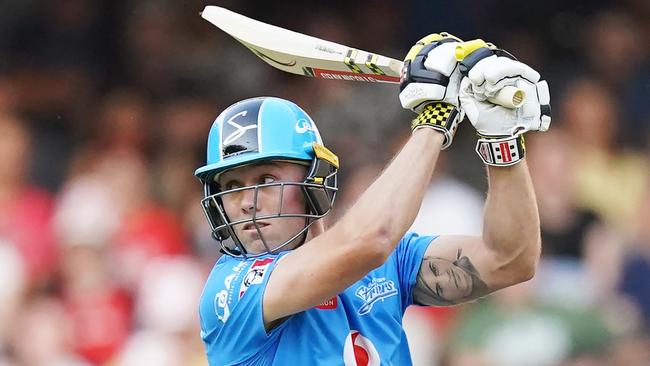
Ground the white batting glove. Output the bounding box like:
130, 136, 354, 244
460, 56, 551, 136
399, 33, 464, 112
457, 45, 551, 166
460, 75, 551, 137
399, 33, 465, 149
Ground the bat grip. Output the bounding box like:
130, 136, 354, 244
487, 86, 525, 109
455, 41, 525, 109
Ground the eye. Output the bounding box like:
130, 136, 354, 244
260, 175, 276, 185
223, 180, 243, 190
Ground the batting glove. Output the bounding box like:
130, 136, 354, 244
457, 41, 551, 166
399, 33, 465, 149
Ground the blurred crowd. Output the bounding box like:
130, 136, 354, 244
0, 0, 649, 365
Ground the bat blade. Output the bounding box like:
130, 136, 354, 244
201, 6, 402, 83
201, 6, 525, 109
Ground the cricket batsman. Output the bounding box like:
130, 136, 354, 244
195, 33, 551, 365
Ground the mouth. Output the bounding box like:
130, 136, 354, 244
242, 221, 270, 231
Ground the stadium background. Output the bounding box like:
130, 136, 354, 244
0, 0, 649, 365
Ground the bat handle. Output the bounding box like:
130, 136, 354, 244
455, 40, 525, 109
488, 86, 525, 109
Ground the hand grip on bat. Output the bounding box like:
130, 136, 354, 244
454, 39, 526, 109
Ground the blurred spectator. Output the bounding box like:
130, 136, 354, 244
93, 89, 152, 154
60, 244, 131, 365
619, 187, 650, 330
130, 256, 207, 365
99, 149, 191, 289
583, 10, 650, 146
135, 256, 203, 334
527, 129, 601, 258
122, 2, 180, 98
0, 2, 649, 365
0, 113, 57, 285
53, 173, 123, 249
561, 78, 649, 232
114, 330, 183, 366
445, 281, 612, 366
583, 10, 646, 91
152, 98, 213, 215
9, 295, 90, 366
409, 154, 484, 236
0, 79, 17, 114
606, 331, 650, 366
0, 243, 25, 359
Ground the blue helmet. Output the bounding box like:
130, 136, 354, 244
195, 97, 338, 257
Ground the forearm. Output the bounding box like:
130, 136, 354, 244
339, 129, 444, 257
483, 159, 541, 277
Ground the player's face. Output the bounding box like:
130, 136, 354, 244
218, 162, 308, 254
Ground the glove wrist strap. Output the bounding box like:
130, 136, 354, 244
411, 103, 461, 150
475, 134, 525, 166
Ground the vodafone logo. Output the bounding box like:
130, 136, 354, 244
343, 331, 380, 366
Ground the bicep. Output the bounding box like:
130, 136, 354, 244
412, 235, 519, 306
263, 228, 382, 326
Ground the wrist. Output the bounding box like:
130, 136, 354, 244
412, 127, 446, 144
410, 102, 461, 150
475, 134, 526, 167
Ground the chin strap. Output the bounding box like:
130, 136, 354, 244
475, 134, 526, 167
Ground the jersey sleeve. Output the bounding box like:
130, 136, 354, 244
393, 232, 438, 310
199, 255, 288, 365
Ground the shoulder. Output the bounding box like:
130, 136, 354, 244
200, 255, 287, 363
199, 256, 245, 327
393, 232, 438, 258
200, 255, 283, 327
383, 232, 438, 280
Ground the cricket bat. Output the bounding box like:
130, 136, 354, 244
201, 6, 524, 109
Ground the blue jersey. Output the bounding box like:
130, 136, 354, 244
199, 232, 436, 366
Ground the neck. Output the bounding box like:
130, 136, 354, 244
305, 219, 326, 242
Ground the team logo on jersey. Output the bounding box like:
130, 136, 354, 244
343, 331, 380, 366
355, 277, 398, 315
239, 258, 274, 299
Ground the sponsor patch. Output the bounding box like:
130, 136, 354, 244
315, 297, 338, 310
343, 330, 380, 366
214, 261, 247, 323
295, 118, 313, 133
239, 258, 274, 299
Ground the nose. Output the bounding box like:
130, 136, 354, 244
240, 187, 257, 215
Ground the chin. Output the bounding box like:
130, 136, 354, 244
237, 231, 303, 253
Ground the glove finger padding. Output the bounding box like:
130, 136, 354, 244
469, 56, 542, 104
468, 55, 541, 88
460, 77, 551, 136
399, 33, 464, 112
536, 80, 551, 132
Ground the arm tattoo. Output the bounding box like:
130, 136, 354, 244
413, 249, 489, 306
